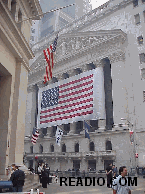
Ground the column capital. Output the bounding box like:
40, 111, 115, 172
27, 85, 37, 93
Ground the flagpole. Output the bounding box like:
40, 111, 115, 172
17, 3, 76, 23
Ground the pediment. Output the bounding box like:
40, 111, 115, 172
29, 29, 127, 74
55, 29, 126, 62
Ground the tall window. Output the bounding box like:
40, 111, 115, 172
50, 144, 54, 152
51, 126, 57, 137
134, 14, 140, 25
89, 142, 95, 151
63, 123, 70, 135
42, 128, 47, 136
39, 144, 43, 153
133, 0, 138, 7
106, 140, 112, 150
30, 146, 33, 154
62, 144, 66, 152
90, 120, 98, 131
143, 11, 145, 23
11, 0, 17, 19
75, 143, 79, 152
75, 121, 83, 134
139, 53, 145, 63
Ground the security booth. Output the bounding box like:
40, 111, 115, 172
0, 181, 13, 193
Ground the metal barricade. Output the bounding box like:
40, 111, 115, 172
0, 181, 13, 193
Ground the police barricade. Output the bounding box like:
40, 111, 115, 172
2, 189, 45, 194
0, 181, 13, 193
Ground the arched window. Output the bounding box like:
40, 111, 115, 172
75, 121, 83, 134
39, 144, 43, 153
75, 143, 79, 152
90, 120, 98, 132
62, 144, 66, 152
51, 126, 57, 137
30, 146, 33, 154
63, 123, 70, 135
106, 140, 112, 150
62, 73, 69, 79
89, 142, 95, 151
50, 144, 54, 152
11, 0, 17, 19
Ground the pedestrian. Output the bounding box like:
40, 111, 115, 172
10, 164, 25, 192
112, 166, 131, 194
45, 164, 50, 185
41, 164, 48, 188
106, 163, 113, 188
38, 163, 43, 183
112, 165, 118, 178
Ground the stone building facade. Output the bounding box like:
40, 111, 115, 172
0, 0, 42, 178
24, 0, 145, 172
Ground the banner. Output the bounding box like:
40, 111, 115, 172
37, 68, 105, 128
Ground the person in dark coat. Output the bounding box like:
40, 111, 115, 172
106, 163, 113, 188
41, 165, 48, 188
10, 164, 25, 192
45, 164, 50, 185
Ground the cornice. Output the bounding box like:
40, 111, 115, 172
0, 1, 35, 71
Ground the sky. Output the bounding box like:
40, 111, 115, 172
91, 0, 109, 9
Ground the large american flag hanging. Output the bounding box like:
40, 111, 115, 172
37, 68, 105, 128
43, 34, 58, 84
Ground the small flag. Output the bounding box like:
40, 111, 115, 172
55, 126, 63, 146
43, 34, 58, 84
31, 128, 39, 145
84, 121, 90, 139
129, 129, 134, 144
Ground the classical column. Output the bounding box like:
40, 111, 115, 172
9, 62, 29, 165
101, 58, 113, 130
68, 123, 76, 135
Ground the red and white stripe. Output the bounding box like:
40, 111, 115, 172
43, 45, 54, 83
31, 130, 39, 145
40, 74, 94, 125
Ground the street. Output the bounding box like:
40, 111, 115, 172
36, 177, 145, 194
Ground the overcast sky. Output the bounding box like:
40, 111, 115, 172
91, 0, 109, 9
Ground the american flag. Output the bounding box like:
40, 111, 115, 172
31, 128, 39, 145
43, 34, 58, 84
38, 68, 105, 128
